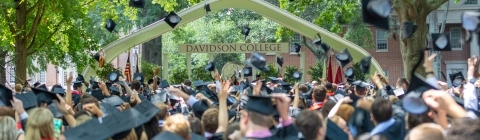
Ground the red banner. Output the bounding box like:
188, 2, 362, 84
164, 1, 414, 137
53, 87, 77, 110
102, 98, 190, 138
124, 52, 132, 82
334, 66, 343, 84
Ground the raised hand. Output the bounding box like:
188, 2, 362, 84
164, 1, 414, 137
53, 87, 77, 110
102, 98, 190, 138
423, 50, 437, 72
253, 81, 262, 95
218, 81, 231, 99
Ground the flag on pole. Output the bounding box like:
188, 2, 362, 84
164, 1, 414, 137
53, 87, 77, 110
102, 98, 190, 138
327, 56, 333, 83
135, 53, 140, 73
334, 66, 343, 84
124, 52, 132, 82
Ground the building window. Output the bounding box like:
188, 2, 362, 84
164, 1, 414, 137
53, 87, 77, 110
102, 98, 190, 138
464, 0, 478, 5
291, 33, 301, 44
383, 70, 389, 79
450, 28, 462, 49
376, 30, 388, 51
40, 71, 46, 83
9, 67, 14, 83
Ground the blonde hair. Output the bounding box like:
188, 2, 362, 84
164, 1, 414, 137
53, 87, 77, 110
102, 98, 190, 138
163, 114, 191, 140
389, 95, 399, 103
336, 104, 354, 121
25, 108, 55, 140
15, 84, 23, 93
0, 116, 19, 140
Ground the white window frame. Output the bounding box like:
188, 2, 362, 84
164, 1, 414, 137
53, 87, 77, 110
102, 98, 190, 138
376, 30, 388, 52
445, 60, 467, 87
464, 0, 478, 5
9, 67, 15, 83
40, 71, 46, 83
450, 27, 463, 50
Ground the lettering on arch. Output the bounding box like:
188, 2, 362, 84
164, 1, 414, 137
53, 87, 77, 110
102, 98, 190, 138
178, 43, 290, 53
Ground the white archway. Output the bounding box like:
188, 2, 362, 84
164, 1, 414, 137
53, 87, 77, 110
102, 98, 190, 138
81, 0, 383, 80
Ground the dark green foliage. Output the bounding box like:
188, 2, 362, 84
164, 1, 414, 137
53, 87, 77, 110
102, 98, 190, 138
307, 61, 324, 81
169, 68, 188, 84
95, 63, 122, 81
283, 65, 299, 84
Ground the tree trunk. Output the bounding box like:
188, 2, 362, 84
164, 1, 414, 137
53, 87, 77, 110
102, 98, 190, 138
141, 36, 163, 66
399, 15, 430, 80
14, 1, 28, 84
0, 49, 7, 85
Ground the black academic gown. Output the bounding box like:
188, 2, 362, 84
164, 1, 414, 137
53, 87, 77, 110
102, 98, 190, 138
378, 117, 407, 140
347, 107, 375, 136
243, 123, 299, 140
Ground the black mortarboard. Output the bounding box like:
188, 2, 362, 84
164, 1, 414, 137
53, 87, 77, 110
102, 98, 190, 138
321, 42, 331, 53
14, 91, 37, 109
245, 96, 274, 115
361, 0, 391, 30
272, 88, 288, 94
32, 87, 59, 105
63, 119, 113, 140
403, 73, 438, 114
359, 56, 372, 74
100, 102, 120, 117
133, 100, 161, 120
336, 49, 353, 68
461, 11, 480, 32
401, 21, 418, 39
108, 71, 121, 83
449, 71, 465, 87
205, 61, 215, 71
76, 74, 85, 82
193, 80, 204, 87
151, 131, 184, 140
192, 100, 210, 119
129, 0, 145, 8
52, 88, 66, 95
148, 78, 154, 85
431, 33, 451, 51
102, 96, 125, 107
37, 84, 48, 90
151, 89, 168, 104
133, 73, 145, 83
277, 56, 284, 67
160, 79, 170, 88
269, 77, 279, 83
165, 12, 182, 28
105, 19, 117, 32
243, 67, 253, 77
345, 67, 355, 80
0, 84, 13, 107
290, 43, 301, 53
245, 52, 269, 72
326, 119, 349, 140
73, 81, 82, 87
109, 86, 120, 95
33, 81, 41, 88
293, 71, 303, 80
102, 108, 148, 135
48, 102, 63, 118
90, 89, 105, 101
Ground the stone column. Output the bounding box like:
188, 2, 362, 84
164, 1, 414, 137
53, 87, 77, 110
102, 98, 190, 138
186, 53, 192, 80
162, 53, 169, 81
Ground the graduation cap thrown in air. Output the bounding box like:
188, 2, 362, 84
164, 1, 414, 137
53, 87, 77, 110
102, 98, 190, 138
449, 71, 465, 87
361, 0, 391, 30
108, 71, 121, 83
205, 61, 215, 71
277, 56, 284, 67
15, 91, 37, 109
129, 0, 145, 8
431, 33, 452, 51
165, 12, 182, 28
336, 49, 353, 68
133, 73, 144, 83
243, 67, 253, 77
245, 96, 275, 115
359, 56, 372, 74
401, 21, 418, 39
344, 67, 355, 80
402, 73, 438, 114
290, 43, 301, 53
105, 19, 117, 33
321, 43, 331, 53
160, 79, 170, 89
0, 84, 13, 107
245, 52, 270, 72
461, 11, 480, 32
63, 119, 113, 140
293, 71, 303, 80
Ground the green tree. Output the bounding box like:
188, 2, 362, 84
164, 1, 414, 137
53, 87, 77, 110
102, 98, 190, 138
259, 63, 279, 79
0, 1, 137, 84
140, 61, 160, 80
283, 65, 299, 84
169, 67, 188, 84
191, 65, 212, 81
352, 63, 367, 81
307, 61, 324, 81
95, 63, 122, 82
